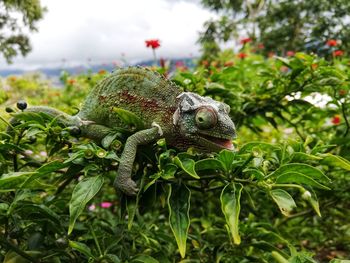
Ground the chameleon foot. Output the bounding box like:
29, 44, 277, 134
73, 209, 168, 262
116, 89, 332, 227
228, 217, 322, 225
114, 177, 139, 196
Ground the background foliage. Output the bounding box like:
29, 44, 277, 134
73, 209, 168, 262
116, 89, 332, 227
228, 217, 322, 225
0, 0, 45, 63
199, 0, 350, 59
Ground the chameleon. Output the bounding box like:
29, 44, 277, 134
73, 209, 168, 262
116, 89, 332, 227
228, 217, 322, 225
10, 67, 236, 195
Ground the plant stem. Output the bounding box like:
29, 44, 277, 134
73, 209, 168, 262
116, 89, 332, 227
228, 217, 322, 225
341, 102, 349, 137
0, 236, 39, 262
89, 225, 102, 257
272, 183, 304, 190
152, 49, 157, 65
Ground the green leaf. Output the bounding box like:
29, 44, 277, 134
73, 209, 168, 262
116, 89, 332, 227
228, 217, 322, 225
69, 240, 95, 259
268, 163, 330, 183
131, 255, 159, 263
243, 168, 265, 181
17, 204, 61, 226
127, 198, 136, 231
240, 142, 280, 153
168, 184, 191, 258
320, 153, 350, 171
101, 133, 119, 148
113, 107, 144, 130
174, 156, 199, 179
291, 152, 322, 162
276, 56, 290, 67
104, 254, 121, 263
0, 172, 37, 190
162, 164, 178, 179
218, 150, 236, 172
302, 189, 321, 217
329, 259, 350, 263
20, 161, 71, 188
195, 158, 224, 171
36, 160, 70, 174
68, 175, 104, 234
271, 251, 289, 263
220, 182, 243, 245
276, 172, 330, 190
270, 189, 296, 216
251, 241, 289, 258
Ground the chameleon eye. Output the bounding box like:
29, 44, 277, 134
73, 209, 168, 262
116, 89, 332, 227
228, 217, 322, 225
195, 107, 217, 129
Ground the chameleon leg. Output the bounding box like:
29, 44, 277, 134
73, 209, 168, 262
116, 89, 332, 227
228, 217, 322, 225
114, 126, 161, 196
80, 123, 113, 143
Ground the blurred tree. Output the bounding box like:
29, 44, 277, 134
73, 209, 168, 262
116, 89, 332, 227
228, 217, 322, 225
0, 0, 45, 63
199, 0, 350, 56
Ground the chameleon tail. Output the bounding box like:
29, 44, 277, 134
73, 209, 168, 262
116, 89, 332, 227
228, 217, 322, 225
7, 106, 82, 134
23, 106, 81, 127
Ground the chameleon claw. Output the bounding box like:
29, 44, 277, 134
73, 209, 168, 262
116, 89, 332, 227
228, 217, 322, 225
79, 118, 95, 126
151, 122, 163, 136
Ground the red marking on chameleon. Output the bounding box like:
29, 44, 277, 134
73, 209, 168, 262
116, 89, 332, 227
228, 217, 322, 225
99, 95, 107, 102
119, 90, 159, 110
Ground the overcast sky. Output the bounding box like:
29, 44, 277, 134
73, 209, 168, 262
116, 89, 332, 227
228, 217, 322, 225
0, 0, 217, 70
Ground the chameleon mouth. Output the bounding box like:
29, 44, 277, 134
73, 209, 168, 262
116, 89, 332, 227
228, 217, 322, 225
200, 134, 234, 150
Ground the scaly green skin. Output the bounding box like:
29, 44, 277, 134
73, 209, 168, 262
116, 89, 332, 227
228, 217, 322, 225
14, 67, 236, 196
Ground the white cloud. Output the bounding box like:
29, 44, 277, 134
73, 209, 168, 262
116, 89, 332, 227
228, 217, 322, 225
0, 0, 216, 69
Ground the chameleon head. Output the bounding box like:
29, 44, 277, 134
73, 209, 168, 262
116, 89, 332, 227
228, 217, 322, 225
173, 92, 236, 151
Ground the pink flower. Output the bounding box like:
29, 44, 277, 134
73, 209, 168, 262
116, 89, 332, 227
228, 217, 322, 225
88, 204, 96, 211
286, 51, 295, 57
100, 202, 113, 208
24, 150, 34, 155
175, 61, 185, 68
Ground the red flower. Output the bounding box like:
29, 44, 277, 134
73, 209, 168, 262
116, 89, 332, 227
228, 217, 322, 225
224, 61, 234, 67
286, 51, 295, 57
311, 63, 318, 70
326, 39, 337, 47
237, 52, 247, 59
240, 38, 252, 45
333, 50, 344, 57
211, 61, 219, 67
280, 66, 289, 72
257, 43, 265, 49
67, 79, 76, 85
98, 69, 107, 75
145, 39, 160, 49
332, 115, 341, 125
202, 60, 209, 67
339, 89, 347, 96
